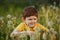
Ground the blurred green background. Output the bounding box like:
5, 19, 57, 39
0, 0, 60, 40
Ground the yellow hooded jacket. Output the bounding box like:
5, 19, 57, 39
15, 22, 49, 32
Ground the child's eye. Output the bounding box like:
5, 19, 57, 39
28, 19, 32, 20
34, 18, 36, 20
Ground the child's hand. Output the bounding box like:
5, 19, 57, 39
27, 31, 35, 36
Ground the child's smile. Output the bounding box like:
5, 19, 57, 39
24, 16, 38, 28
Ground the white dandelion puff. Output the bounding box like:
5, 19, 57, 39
7, 20, 13, 27
54, 31, 57, 35
7, 20, 12, 25
47, 20, 53, 27
56, 7, 59, 11
12, 17, 16, 20
50, 28, 54, 32
42, 33, 47, 40
7, 14, 12, 18
53, 6, 56, 10
50, 5, 53, 8
35, 27, 41, 32
41, 6, 45, 13
0, 17, 4, 20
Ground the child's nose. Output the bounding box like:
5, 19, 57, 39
31, 20, 35, 22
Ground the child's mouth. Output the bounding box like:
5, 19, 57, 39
28, 23, 35, 27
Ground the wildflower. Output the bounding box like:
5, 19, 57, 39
54, 31, 57, 35
7, 14, 12, 19
50, 5, 53, 8
41, 6, 46, 13
7, 20, 12, 25
11, 17, 16, 25
7, 20, 13, 27
0, 17, 4, 26
1, 20, 4, 24
26, 31, 36, 40
11, 17, 16, 20
42, 33, 47, 40
59, 4, 60, 7
47, 20, 53, 27
53, 2, 56, 5
53, 6, 56, 10
0, 17, 4, 20
34, 27, 41, 40
49, 28, 57, 40
19, 31, 27, 38
49, 28, 54, 33
49, 28, 57, 35
56, 7, 59, 11
34, 27, 41, 32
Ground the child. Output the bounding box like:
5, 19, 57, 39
10, 6, 49, 37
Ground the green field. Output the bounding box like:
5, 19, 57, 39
0, 0, 60, 40
0, 5, 60, 40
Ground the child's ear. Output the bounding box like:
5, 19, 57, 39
22, 17, 25, 22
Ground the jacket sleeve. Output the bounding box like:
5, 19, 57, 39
38, 23, 49, 32
15, 23, 25, 32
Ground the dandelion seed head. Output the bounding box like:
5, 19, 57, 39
47, 20, 53, 27
50, 28, 54, 31
0, 17, 4, 20
53, 2, 56, 5
7, 20, 12, 25
54, 31, 57, 35
42, 33, 47, 40
49, 28, 55, 34
2, 20, 4, 23
7, 14, 12, 18
56, 7, 59, 11
20, 31, 27, 37
50, 5, 53, 8
53, 6, 56, 10
35, 27, 40, 32
59, 4, 60, 7
41, 6, 45, 13
12, 17, 16, 20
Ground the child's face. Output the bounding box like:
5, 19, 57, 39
24, 16, 38, 27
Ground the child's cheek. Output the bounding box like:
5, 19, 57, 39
35, 20, 37, 22
25, 20, 31, 25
